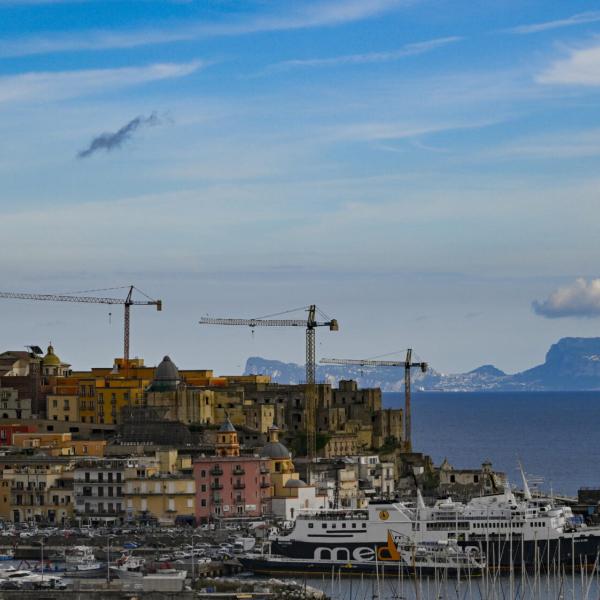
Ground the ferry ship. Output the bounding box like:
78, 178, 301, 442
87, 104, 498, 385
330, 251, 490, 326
263, 485, 600, 573
241, 529, 485, 576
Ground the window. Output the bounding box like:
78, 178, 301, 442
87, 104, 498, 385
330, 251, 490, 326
201, 499, 206, 507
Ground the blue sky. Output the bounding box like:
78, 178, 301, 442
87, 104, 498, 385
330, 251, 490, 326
2, 0, 600, 375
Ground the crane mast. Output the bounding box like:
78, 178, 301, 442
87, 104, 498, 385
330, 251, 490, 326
200, 305, 338, 472
321, 349, 427, 452
0, 285, 162, 366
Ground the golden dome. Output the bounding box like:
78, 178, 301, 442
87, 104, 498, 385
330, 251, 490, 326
43, 344, 61, 367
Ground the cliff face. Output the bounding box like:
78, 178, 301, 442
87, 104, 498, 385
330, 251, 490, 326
244, 337, 600, 392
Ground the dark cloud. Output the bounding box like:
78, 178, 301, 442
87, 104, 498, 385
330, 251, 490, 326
77, 112, 161, 159
532, 278, 600, 318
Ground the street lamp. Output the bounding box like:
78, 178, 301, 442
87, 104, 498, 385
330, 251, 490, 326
37, 538, 46, 583
106, 534, 116, 584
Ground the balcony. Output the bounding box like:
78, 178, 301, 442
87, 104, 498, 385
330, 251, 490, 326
260, 481, 270, 488
210, 482, 223, 490
233, 467, 245, 475
260, 466, 270, 474
212, 497, 222, 505
210, 466, 223, 476
233, 482, 245, 490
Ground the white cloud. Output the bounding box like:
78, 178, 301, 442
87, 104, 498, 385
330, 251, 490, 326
0, 0, 412, 57
0, 60, 204, 104
507, 11, 600, 34
262, 36, 461, 73
537, 43, 600, 86
533, 278, 600, 318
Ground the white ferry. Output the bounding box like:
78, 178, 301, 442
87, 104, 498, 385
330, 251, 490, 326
265, 485, 600, 573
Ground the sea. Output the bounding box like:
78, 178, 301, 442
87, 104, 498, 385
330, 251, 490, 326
383, 391, 600, 497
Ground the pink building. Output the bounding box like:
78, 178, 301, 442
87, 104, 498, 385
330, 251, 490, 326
194, 419, 271, 522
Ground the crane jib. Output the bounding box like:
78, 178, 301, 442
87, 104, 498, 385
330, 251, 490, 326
0, 292, 159, 306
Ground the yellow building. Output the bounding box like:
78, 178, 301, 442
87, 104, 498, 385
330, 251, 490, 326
12, 433, 106, 457
1, 458, 75, 524
48, 355, 270, 428
124, 451, 195, 525
47, 394, 79, 422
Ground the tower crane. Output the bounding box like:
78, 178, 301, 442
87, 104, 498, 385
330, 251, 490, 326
0, 286, 162, 365
199, 305, 339, 465
320, 349, 427, 453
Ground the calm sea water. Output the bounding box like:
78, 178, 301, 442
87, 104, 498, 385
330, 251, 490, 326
383, 391, 600, 497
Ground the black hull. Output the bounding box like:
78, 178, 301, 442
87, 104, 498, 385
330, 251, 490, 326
239, 556, 482, 578
273, 533, 600, 571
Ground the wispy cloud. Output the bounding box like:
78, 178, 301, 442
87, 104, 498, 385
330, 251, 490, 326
262, 36, 461, 73
78, 113, 162, 159
533, 278, 600, 318
507, 11, 600, 34
488, 128, 600, 160
0, 60, 203, 104
537, 42, 600, 86
325, 116, 498, 142
0, 0, 413, 58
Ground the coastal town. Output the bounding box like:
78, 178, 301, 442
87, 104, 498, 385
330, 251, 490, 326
0, 341, 598, 599
0, 343, 503, 528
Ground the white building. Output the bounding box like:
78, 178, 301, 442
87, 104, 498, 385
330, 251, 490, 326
271, 479, 328, 521
74, 458, 126, 525
355, 455, 395, 498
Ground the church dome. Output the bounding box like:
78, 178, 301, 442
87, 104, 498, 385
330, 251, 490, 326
149, 355, 180, 392
42, 344, 61, 367
260, 441, 291, 459
284, 479, 307, 488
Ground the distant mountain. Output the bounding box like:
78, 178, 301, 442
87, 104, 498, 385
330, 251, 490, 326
244, 337, 600, 392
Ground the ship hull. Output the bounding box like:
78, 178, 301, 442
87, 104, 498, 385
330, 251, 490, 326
273, 533, 600, 571
239, 556, 482, 577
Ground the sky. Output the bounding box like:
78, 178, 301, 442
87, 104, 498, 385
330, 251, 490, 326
2, 0, 600, 376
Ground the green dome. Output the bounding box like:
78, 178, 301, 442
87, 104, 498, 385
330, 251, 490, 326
42, 345, 61, 367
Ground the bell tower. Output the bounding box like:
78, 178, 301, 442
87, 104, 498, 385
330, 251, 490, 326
216, 417, 240, 457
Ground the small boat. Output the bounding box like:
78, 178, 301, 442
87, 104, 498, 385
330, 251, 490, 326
0, 569, 65, 586
66, 546, 96, 565
111, 554, 146, 580
0, 551, 13, 561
